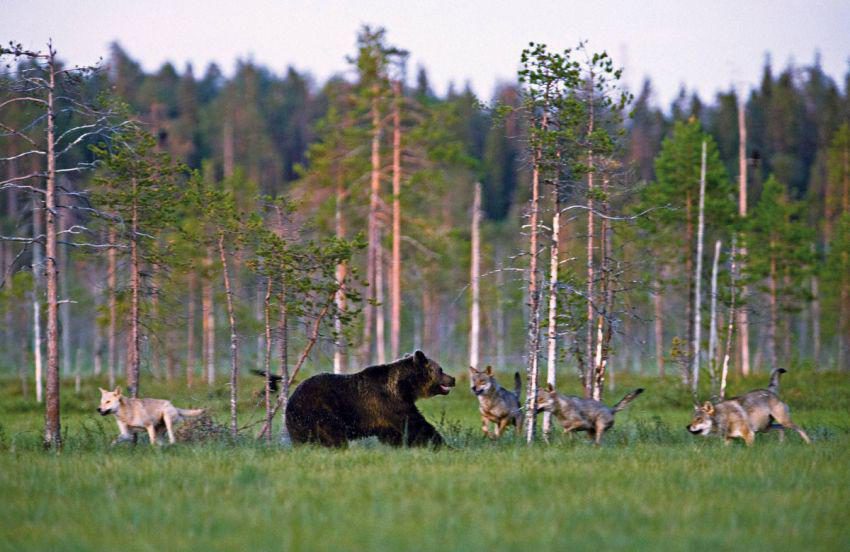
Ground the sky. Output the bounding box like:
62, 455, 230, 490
3, 0, 850, 107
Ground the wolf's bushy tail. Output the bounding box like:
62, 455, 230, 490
612, 388, 645, 413
768, 368, 787, 395
513, 372, 522, 398
178, 408, 205, 417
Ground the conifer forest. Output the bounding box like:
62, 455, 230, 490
1, 12, 849, 551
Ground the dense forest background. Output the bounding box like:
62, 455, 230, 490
2, 30, 849, 409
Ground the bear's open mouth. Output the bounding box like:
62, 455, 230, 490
438, 384, 452, 394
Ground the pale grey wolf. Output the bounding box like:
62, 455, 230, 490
688, 368, 811, 446
468, 365, 523, 438
535, 384, 644, 444
97, 387, 205, 445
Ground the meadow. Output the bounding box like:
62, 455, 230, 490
1, 368, 848, 551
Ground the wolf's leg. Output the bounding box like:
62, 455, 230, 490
145, 424, 159, 446
112, 420, 134, 445
480, 416, 490, 437
771, 404, 812, 444
594, 419, 608, 445
742, 426, 755, 446
496, 418, 509, 438
163, 412, 176, 444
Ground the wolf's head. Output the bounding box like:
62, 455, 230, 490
468, 365, 496, 397
534, 383, 558, 413
687, 401, 716, 435
97, 387, 123, 416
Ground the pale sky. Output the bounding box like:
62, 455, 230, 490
3, 1, 849, 106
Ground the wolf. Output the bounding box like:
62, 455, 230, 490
468, 366, 523, 438
688, 368, 811, 446
535, 384, 644, 444
97, 387, 205, 446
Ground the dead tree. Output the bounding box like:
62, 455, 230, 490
469, 182, 481, 369
1, 41, 125, 447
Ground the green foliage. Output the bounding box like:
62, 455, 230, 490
747, 175, 815, 309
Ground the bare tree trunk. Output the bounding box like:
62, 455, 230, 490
203, 248, 215, 385
218, 231, 239, 439
186, 271, 196, 387
375, 237, 386, 364
127, 178, 140, 398
390, 80, 403, 360
737, 94, 751, 376
263, 276, 273, 444
720, 238, 738, 399
32, 195, 44, 403
543, 181, 560, 438
708, 240, 722, 391
334, 171, 348, 374
278, 288, 291, 444
524, 113, 545, 443
592, 175, 615, 401
363, 90, 381, 365
684, 189, 694, 386
653, 274, 665, 377
43, 49, 61, 447
584, 93, 596, 398
107, 226, 117, 389
470, 182, 481, 369
692, 141, 707, 396
255, 283, 264, 372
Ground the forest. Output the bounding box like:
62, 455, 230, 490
1, 23, 850, 550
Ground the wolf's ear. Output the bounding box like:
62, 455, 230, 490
468, 366, 476, 374
485, 365, 493, 375
98, 387, 107, 394
414, 350, 427, 366
114, 386, 122, 396
703, 401, 714, 415
547, 383, 555, 393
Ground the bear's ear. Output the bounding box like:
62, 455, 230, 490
485, 366, 493, 375
414, 350, 427, 366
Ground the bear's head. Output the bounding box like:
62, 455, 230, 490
398, 350, 456, 400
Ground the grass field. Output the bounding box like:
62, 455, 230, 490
1, 367, 849, 551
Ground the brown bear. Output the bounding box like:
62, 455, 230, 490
285, 350, 455, 447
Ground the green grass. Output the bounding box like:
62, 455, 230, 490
1, 369, 849, 551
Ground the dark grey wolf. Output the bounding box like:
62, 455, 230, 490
535, 384, 644, 444
468, 365, 523, 438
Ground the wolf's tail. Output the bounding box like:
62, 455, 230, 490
177, 408, 205, 417
513, 372, 522, 398
612, 388, 645, 413
768, 368, 787, 395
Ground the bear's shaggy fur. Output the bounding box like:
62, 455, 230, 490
285, 350, 455, 447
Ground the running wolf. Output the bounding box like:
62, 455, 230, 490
688, 368, 811, 445
535, 384, 644, 444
